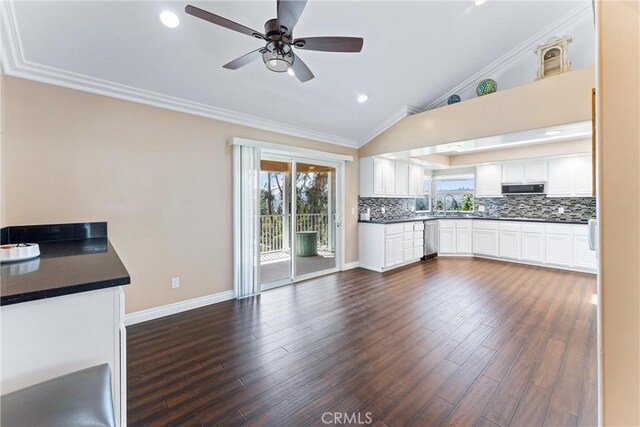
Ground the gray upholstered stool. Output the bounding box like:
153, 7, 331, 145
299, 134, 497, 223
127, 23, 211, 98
0, 364, 116, 427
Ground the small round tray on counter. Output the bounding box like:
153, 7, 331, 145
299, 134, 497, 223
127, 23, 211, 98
0, 243, 41, 263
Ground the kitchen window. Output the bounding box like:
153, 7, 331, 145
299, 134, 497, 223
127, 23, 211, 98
415, 176, 432, 212
434, 174, 475, 212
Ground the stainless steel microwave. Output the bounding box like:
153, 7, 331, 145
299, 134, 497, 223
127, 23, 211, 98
501, 184, 545, 194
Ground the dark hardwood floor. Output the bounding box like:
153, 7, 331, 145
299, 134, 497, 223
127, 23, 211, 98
127, 257, 598, 426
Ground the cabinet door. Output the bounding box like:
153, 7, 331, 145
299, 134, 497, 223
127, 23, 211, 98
456, 229, 472, 254
524, 160, 548, 183
500, 230, 520, 259
394, 235, 404, 264
384, 160, 396, 196
473, 229, 499, 256
403, 247, 414, 262
546, 234, 573, 266
476, 165, 502, 197
502, 163, 525, 184
373, 158, 385, 196
573, 155, 593, 196
408, 164, 416, 196
439, 228, 456, 254
395, 162, 409, 196
385, 235, 396, 267
521, 232, 545, 263
548, 158, 572, 197
573, 235, 597, 269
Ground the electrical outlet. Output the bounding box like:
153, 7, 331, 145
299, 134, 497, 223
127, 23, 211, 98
171, 277, 180, 289
558, 207, 565, 214
351, 207, 356, 215
381, 207, 386, 214
478, 205, 485, 213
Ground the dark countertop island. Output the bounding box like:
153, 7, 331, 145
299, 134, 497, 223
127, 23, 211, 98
358, 215, 590, 225
1, 223, 130, 306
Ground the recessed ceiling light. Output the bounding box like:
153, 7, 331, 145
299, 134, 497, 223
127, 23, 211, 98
545, 130, 563, 136
357, 94, 369, 103
474, 0, 488, 6
287, 67, 295, 76
160, 11, 180, 28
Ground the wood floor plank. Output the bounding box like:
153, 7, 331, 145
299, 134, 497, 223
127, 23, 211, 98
126, 258, 597, 426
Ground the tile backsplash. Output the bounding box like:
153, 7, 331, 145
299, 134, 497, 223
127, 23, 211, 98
474, 195, 596, 223
358, 195, 597, 223
358, 197, 417, 220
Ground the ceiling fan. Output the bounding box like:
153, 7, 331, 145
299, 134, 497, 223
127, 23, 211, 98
184, 1, 364, 83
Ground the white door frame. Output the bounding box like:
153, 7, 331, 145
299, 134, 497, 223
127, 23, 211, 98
256, 151, 346, 291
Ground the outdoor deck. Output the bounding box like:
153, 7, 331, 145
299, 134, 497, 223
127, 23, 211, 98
260, 250, 336, 284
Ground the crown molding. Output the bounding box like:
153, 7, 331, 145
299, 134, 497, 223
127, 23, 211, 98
420, 2, 593, 111
357, 105, 421, 148
0, 1, 358, 149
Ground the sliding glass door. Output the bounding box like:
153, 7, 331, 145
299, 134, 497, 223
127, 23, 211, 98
259, 156, 339, 289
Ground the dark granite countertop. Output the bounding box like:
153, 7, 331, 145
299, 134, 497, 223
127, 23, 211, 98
358, 215, 589, 225
1, 223, 130, 306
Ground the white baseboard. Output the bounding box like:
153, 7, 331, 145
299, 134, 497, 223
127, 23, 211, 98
125, 290, 235, 326
342, 261, 360, 270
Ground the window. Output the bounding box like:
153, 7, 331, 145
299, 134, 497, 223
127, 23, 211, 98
434, 174, 474, 212
416, 176, 432, 212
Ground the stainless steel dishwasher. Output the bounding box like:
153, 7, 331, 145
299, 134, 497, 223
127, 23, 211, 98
423, 220, 438, 259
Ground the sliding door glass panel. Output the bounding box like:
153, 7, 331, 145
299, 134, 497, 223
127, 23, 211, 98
294, 162, 337, 277
259, 159, 292, 285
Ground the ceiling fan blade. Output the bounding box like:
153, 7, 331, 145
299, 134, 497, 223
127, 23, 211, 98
293, 37, 364, 52
223, 49, 264, 70
277, 0, 307, 36
291, 53, 314, 83
185, 5, 265, 39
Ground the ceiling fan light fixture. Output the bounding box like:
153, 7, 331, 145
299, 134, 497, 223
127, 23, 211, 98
287, 67, 295, 76
357, 94, 369, 103
262, 50, 293, 73
160, 11, 180, 28
474, 0, 488, 6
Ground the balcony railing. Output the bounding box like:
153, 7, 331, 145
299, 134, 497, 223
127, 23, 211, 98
260, 214, 330, 254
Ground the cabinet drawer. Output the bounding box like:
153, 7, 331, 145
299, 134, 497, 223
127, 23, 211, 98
456, 220, 472, 229
403, 240, 413, 249
473, 220, 499, 230
414, 238, 424, 248
414, 231, 423, 240
386, 224, 404, 235
414, 247, 423, 259
573, 225, 589, 237
521, 223, 545, 234
546, 224, 572, 236
404, 232, 414, 241
500, 222, 520, 232
414, 222, 425, 231
403, 223, 414, 232
403, 248, 414, 262
438, 220, 456, 229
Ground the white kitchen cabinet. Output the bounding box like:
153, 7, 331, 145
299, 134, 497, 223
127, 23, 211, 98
545, 224, 573, 267
360, 157, 422, 198
476, 164, 502, 198
573, 155, 593, 196
438, 228, 456, 254
395, 162, 409, 196
548, 155, 593, 197
456, 229, 472, 254
502, 163, 525, 184
384, 161, 396, 197
524, 160, 548, 182
373, 158, 385, 195
521, 223, 545, 263
359, 221, 423, 272
499, 222, 521, 260
472, 221, 499, 257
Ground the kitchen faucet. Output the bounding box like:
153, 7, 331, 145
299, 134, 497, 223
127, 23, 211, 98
443, 194, 455, 216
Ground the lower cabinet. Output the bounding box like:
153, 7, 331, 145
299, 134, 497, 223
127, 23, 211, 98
385, 234, 404, 267
439, 228, 456, 254
521, 232, 545, 263
359, 221, 424, 272
472, 221, 499, 257
499, 226, 521, 260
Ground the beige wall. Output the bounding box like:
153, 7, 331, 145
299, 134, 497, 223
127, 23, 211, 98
598, 1, 640, 425
360, 66, 595, 157
2, 77, 359, 313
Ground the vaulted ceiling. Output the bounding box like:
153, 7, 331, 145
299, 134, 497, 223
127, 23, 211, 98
1, 1, 590, 147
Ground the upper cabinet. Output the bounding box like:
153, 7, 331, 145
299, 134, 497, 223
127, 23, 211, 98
501, 160, 548, 184
548, 155, 593, 197
476, 164, 502, 198
360, 157, 424, 198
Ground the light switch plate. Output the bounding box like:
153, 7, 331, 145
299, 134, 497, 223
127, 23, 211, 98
171, 277, 180, 289
381, 207, 386, 214
558, 207, 565, 214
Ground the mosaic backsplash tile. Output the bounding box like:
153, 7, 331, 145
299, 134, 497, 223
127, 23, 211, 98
474, 195, 596, 223
358, 195, 597, 223
358, 197, 417, 220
